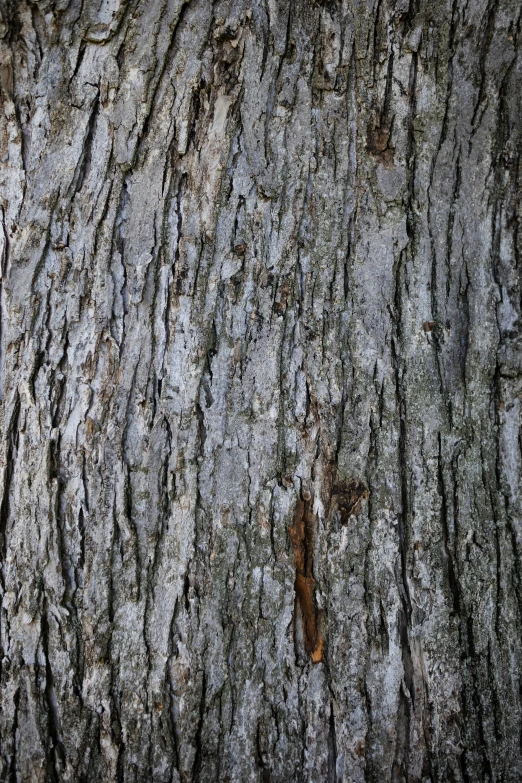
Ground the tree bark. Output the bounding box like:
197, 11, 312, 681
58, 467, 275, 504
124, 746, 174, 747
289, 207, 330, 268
1, 1, 521, 781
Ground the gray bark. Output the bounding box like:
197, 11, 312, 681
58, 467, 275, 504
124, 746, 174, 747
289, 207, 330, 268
0, 0, 521, 781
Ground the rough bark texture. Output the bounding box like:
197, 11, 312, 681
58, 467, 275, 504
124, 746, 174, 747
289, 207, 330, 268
1, 1, 521, 781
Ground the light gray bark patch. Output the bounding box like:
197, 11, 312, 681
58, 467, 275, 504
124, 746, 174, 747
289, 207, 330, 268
1, 0, 522, 781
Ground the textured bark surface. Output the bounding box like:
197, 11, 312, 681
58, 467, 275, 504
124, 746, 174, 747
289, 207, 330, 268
1, 1, 522, 781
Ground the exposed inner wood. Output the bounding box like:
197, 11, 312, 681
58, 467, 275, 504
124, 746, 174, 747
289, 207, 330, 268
289, 494, 323, 663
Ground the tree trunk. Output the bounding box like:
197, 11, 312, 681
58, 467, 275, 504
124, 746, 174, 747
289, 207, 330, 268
1, 1, 521, 781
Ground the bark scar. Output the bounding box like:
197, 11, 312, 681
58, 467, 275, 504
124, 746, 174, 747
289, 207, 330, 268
330, 479, 369, 524
366, 121, 395, 168
289, 493, 323, 663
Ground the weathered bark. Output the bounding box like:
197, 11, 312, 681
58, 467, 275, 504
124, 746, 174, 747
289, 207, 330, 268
0, 0, 521, 781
